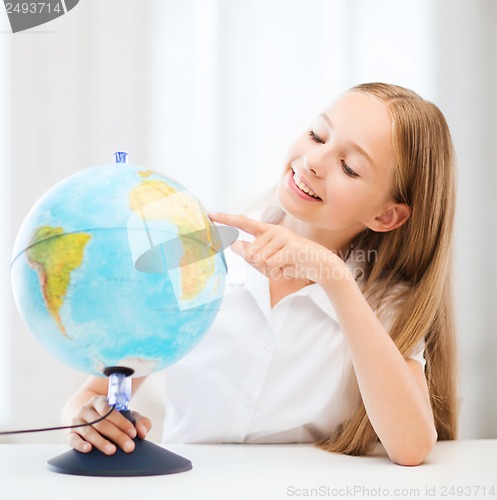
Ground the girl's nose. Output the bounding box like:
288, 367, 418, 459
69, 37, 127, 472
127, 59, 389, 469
304, 151, 325, 178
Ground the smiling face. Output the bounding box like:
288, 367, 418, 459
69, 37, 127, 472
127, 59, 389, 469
277, 91, 408, 241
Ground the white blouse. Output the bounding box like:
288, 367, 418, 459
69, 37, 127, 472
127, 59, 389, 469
161, 243, 425, 444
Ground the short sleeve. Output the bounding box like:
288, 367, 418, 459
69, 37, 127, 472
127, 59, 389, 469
407, 339, 426, 369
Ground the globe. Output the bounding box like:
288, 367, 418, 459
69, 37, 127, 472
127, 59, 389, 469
11, 153, 231, 379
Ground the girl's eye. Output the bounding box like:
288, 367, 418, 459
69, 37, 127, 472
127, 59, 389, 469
341, 160, 359, 178
309, 130, 325, 144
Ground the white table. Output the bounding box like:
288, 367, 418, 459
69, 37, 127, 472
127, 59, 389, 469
0, 440, 496, 499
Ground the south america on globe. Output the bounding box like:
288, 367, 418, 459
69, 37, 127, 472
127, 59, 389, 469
11, 154, 234, 378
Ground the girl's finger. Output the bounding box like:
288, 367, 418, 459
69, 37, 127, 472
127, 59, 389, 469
209, 212, 269, 237
89, 397, 136, 437
71, 418, 118, 455
68, 432, 93, 453
132, 412, 152, 439
232, 240, 271, 276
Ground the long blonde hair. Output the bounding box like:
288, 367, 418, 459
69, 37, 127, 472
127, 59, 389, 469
317, 82, 458, 455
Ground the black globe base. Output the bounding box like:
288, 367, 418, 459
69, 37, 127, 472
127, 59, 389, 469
47, 438, 192, 477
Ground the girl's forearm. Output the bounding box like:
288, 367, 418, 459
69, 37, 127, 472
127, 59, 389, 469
323, 270, 437, 465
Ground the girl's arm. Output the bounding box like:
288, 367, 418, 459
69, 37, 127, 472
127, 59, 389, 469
62, 376, 151, 455
209, 213, 437, 465
323, 273, 437, 466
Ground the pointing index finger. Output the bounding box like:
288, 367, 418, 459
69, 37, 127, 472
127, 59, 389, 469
208, 212, 268, 237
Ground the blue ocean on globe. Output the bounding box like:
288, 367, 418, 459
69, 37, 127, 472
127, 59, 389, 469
11, 157, 230, 377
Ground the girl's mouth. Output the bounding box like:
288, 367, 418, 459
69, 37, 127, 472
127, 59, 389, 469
288, 169, 322, 201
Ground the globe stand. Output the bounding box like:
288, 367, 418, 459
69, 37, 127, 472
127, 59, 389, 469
47, 369, 192, 477
47, 411, 192, 476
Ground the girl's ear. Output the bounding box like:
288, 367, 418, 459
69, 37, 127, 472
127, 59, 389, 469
365, 203, 411, 232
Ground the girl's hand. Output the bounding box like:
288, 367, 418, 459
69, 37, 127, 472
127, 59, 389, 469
68, 395, 152, 455
209, 212, 350, 288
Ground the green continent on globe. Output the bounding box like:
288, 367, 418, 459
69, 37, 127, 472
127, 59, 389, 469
26, 226, 91, 337
129, 179, 221, 301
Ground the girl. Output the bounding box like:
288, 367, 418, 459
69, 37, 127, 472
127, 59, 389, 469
63, 82, 457, 466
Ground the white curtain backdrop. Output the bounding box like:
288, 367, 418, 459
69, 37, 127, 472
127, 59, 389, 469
435, 0, 497, 440
150, 0, 435, 211
0, 11, 12, 426
0, 0, 496, 442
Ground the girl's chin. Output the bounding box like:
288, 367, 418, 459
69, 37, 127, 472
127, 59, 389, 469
276, 184, 310, 222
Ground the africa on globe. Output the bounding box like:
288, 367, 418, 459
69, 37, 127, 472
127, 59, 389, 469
11, 153, 232, 378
